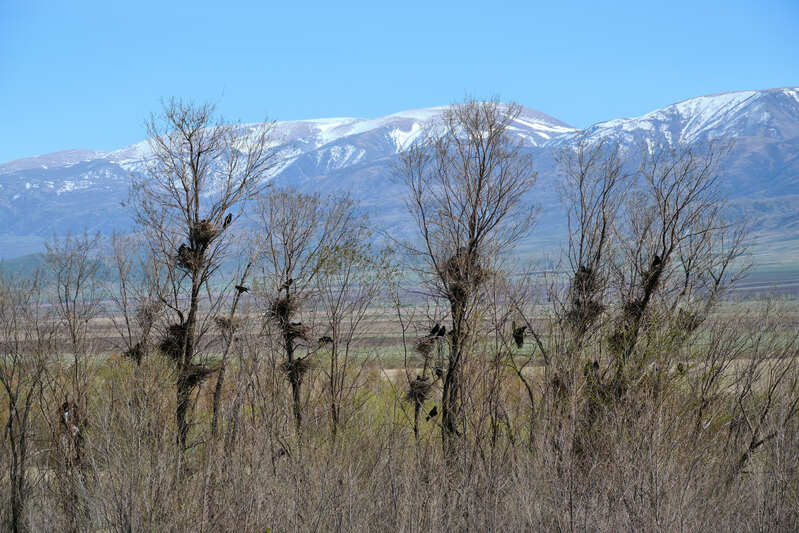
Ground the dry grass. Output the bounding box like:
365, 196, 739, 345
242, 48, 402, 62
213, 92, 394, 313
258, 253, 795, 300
0, 302, 797, 532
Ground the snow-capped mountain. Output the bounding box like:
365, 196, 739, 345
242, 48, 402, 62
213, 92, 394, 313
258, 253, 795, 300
1, 88, 798, 266
569, 87, 799, 146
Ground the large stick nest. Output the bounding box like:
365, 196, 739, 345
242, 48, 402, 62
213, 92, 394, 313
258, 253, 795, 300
189, 219, 220, 249
176, 244, 203, 271
123, 341, 145, 365
182, 363, 219, 389
567, 267, 605, 331
266, 296, 299, 327
442, 247, 487, 304
159, 322, 187, 363
406, 376, 434, 406
281, 356, 313, 384
285, 322, 310, 342
415, 336, 438, 357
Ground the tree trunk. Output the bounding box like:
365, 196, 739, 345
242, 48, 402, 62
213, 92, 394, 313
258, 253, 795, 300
441, 299, 465, 455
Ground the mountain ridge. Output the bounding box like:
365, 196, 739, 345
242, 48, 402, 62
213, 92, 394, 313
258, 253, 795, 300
1, 87, 798, 267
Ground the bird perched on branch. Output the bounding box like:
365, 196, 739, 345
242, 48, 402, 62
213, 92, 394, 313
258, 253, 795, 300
512, 321, 527, 349
436, 325, 446, 337
235, 284, 249, 294
223, 213, 233, 229
318, 335, 333, 345
430, 323, 441, 336
280, 278, 294, 291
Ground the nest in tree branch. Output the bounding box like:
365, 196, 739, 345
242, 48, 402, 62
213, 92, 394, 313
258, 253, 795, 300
214, 315, 241, 335
190, 219, 219, 249
182, 363, 219, 389
406, 375, 433, 406
415, 336, 437, 357
567, 266, 605, 329
123, 341, 145, 365
176, 244, 202, 271
136, 302, 161, 330
443, 247, 487, 304
159, 322, 187, 363
281, 356, 313, 384
285, 321, 310, 342
267, 296, 299, 327
567, 300, 605, 331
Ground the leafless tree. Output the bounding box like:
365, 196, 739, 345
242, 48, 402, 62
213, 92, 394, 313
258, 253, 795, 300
0, 272, 55, 533
254, 187, 362, 434
106, 233, 162, 366
607, 141, 748, 394
398, 98, 538, 452
313, 233, 385, 438
558, 136, 629, 342
131, 98, 276, 452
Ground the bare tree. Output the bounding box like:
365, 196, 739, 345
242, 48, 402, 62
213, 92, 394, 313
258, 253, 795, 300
132, 98, 275, 452
106, 233, 162, 366
254, 187, 361, 434
558, 136, 629, 342
0, 272, 55, 533
313, 235, 386, 439
398, 98, 538, 452
607, 141, 748, 394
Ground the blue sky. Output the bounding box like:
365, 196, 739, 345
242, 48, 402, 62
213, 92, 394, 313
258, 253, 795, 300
1, 0, 797, 162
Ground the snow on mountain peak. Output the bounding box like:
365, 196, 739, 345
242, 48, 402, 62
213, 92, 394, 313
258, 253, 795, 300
568, 87, 799, 146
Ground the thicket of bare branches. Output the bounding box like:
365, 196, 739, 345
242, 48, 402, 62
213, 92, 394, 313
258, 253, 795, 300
0, 99, 797, 532
398, 98, 538, 452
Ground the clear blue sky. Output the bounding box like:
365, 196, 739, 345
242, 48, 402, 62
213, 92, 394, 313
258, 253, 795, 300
1, 0, 797, 162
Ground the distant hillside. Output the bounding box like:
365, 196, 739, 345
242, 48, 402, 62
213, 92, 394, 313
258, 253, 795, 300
1, 87, 798, 269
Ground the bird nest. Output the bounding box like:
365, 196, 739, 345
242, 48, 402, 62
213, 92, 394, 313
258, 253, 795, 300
189, 220, 219, 249
281, 356, 313, 384
183, 363, 219, 389
136, 302, 161, 330
214, 315, 241, 334
567, 299, 605, 331
285, 322, 310, 342
415, 336, 438, 357
444, 248, 486, 285
442, 248, 488, 305
266, 296, 299, 327
123, 341, 145, 365
405, 376, 433, 406
159, 322, 187, 363
176, 244, 202, 271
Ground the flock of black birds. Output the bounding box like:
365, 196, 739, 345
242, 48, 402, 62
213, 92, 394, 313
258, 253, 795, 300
429, 323, 446, 338
413, 318, 528, 424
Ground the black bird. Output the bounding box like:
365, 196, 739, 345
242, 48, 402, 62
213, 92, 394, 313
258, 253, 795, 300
436, 325, 446, 337
234, 284, 250, 294
434, 364, 443, 380
430, 323, 441, 336
512, 321, 527, 349
651, 254, 662, 269
425, 405, 438, 422
280, 278, 294, 291
318, 335, 333, 345
223, 213, 233, 228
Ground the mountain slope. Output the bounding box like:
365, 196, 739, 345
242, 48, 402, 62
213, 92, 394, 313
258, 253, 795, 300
1, 88, 797, 266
